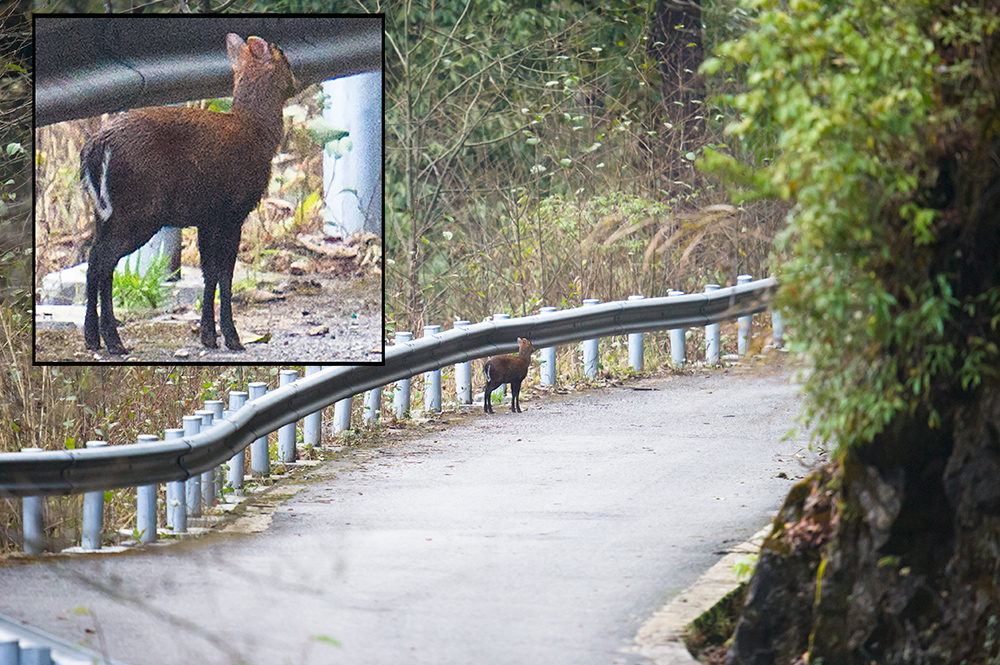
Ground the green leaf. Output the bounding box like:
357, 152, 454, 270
310, 635, 343, 648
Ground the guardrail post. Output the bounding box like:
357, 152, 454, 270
453, 321, 472, 405
493, 314, 509, 396
182, 415, 203, 516
737, 274, 753, 355
204, 400, 224, 421
81, 440, 107, 551
539, 307, 557, 386
704, 284, 721, 364
136, 434, 159, 544
164, 428, 186, 532
248, 382, 269, 476
227, 391, 248, 493
392, 331, 412, 418
0, 637, 19, 663
204, 400, 225, 499
668, 290, 686, 365
195, 410, 217, 508
278, 369, 299, 463
363, 386, 381, 424
423, 324, 442, 412
582, 299, 600, 379
627, 295, 644, 371
21, 447, 44, 555
334, 395, 353, 431
302, 366, 322, 448
20, 644, 51, 665
772, 308, 784, 349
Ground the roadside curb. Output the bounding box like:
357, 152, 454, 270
631, 524, 772, 664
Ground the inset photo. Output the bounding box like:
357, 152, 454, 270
34, 15, 385, 364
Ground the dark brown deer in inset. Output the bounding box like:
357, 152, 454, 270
79, 33, 297, 355
483, 337, 536, 413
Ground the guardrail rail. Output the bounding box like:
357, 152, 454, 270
2, 277, 781, 556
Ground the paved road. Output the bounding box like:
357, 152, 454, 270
0, 368, 810, 665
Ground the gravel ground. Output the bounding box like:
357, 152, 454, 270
34, 271, 383, 365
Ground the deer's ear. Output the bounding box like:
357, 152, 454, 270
226, 33, 246, 68
246, 35, 271, 60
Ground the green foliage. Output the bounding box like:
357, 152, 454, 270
381, 0, 668, 324
111, 252, 170, 312
310, 634, 343, 648
704, 0, 1000, 451
733, 552, 758, 581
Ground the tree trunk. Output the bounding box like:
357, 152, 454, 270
648, 0, 704, 187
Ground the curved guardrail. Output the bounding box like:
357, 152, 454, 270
0, 278, 775, 498
36, 16, 382, 127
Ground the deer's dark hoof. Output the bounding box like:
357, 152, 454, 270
224, 338, 245, 352
100, 328, 128, 355
201, 335, 219, 349
106, 342, 128, 356
84, 329, 101, 351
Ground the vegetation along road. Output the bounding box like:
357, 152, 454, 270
0, 367, 811, 665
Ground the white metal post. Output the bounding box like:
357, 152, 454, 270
81, 440, 107, 551
668, 290, 686, 365
334, 395, 353, 431
195, 410, 216, 508
20, 447, 44, 555
182, 415, 203, 516
303, 366, 322, 448
423, 324, 442, 412
164, 428, 186, 532
539, 307, 557, 386
582, 299, 600, 379
454, 321, 472, 405
278, 369, 299, 463
227, 391, 248, 492
493, 314, 510, 397
737, 275, 753, 355
247, 382, 270, 476
772, 309, 785, 349
392, 331, 412, 418
704, 284, 721, 364
627, 295, 644, 372
363, 386, 381, 424
136, 433, 159, 544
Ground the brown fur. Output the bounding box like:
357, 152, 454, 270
80, 33, 296, 355
483, 337, 536, 414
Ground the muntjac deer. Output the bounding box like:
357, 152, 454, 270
483, 337, 536, 414
80, 33, 297, 355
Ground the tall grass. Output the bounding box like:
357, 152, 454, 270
0, 301, 284, 552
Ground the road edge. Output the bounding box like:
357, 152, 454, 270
631, 524, 772, 664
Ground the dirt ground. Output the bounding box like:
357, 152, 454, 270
34, 271, 383, 365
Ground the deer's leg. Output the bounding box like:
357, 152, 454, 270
198, 228, 219, 349
86, 240, 128, 355
483, 381, 496, 414
217, 225, 244, 351
84, 244, 103, 351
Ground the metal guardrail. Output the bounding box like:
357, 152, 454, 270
0, 612, 129, 665
0, 278, 776, 499
35, 16, 383, 127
